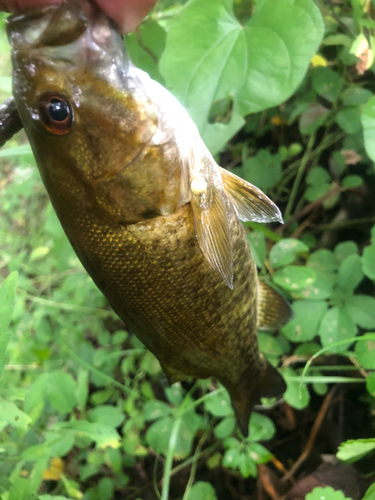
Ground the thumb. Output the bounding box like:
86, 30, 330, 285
95, 0, 158, 33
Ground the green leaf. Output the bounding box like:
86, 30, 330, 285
306, 166, 331, 185
337, 438, 375, 463
146, 410, 203, 459
76, 370, 89, 411
306, 486, 352, 500
341, 175, 363, 188
361, 95, 375, 162
143, 400, 172, 421
362, 244, 375, 280
305, 183, 331, 202
165, 384, 183, 406
269, 238, 308, 268
311, 67, 343, 102
273, 265, 316, 291
214, 415, 236, 439
283, 367, 310, 409
258, 332, 285, 358
363, 483, 375, 500
204, 388, 234, 417
354, 336, 375, 369
69, 420, 121, 449
334, 241, 358, 264
0, 398, 31, 430
241, 150, 282, 191
186, 482, 218, 500
336, 107, 362, 134
366, 371, 375, 398
126, 21, 166, 83
342, 87, 372, 106
282, 300, 328, 342
237, 450, 258, 477
318, 307, 357, 353
307, 249, 337, 273
293, 270, 333, 300
47, 370, 77, 415
160, 0, 324, 153
345, 295, 375, 329
248, 412, 276, 441
88, 405, 125, 428
0, 272, 18, 382
337, 254, 363, 293
248, 441, 273, 464
247, 230, 266, 268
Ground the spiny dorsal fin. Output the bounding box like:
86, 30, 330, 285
191, 176, 233, 289
257, 280, 293, 330
220, 167, 283, 223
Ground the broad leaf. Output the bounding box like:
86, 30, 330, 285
47, 370, 77, 415
282, 367, 310, 410
355, 336, 375, 369
318, 307, 357, 353
362, 244, 375, 280
273, 266, 316, 291
88, 405, 125, 428
282, 300, 327, 342
204, 389, 233, 418
345, 295, 375, 329
269, 239, 308, 268
337, 438, 375, 463
186, 482, 218, 500
306, 486, 351, 500
160, 0, 324, 153
0, 398, 31, 430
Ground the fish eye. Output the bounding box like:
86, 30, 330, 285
39, 93, 72, 135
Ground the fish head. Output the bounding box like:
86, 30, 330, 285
6, 0, 176, 223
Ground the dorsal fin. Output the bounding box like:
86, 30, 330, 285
257, 280, 292, 330
220, 167, 283, 223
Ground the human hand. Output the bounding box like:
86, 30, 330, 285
0, 0, 157, 33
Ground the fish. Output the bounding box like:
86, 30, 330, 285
6, 0, 291, 436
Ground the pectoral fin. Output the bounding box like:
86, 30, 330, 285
257, 280, 293, 330
220, 167, 283, 223
191, 178, 233, 289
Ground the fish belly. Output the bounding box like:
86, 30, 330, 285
63, 202, 262, 390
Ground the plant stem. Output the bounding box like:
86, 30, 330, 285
161, 417, 182, 500
182, 431, 208, 500
284, 134, 315, 221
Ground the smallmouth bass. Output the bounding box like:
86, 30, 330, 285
6, 0, 291, 436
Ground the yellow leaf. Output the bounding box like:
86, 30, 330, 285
311, 54, 327, 67
42, 457, 64, 481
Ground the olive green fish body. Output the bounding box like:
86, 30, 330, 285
7, 0, 291, 435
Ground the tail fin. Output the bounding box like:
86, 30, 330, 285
229, 360, 286, 437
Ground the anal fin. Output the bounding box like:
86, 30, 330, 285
257, 280, 293, 330
220, 167, 283, 223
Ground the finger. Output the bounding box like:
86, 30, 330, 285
95, 0, 158, 33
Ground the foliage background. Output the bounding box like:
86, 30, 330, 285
0, 0, 375, 499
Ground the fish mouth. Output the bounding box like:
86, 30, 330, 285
6, 0, 129, 87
